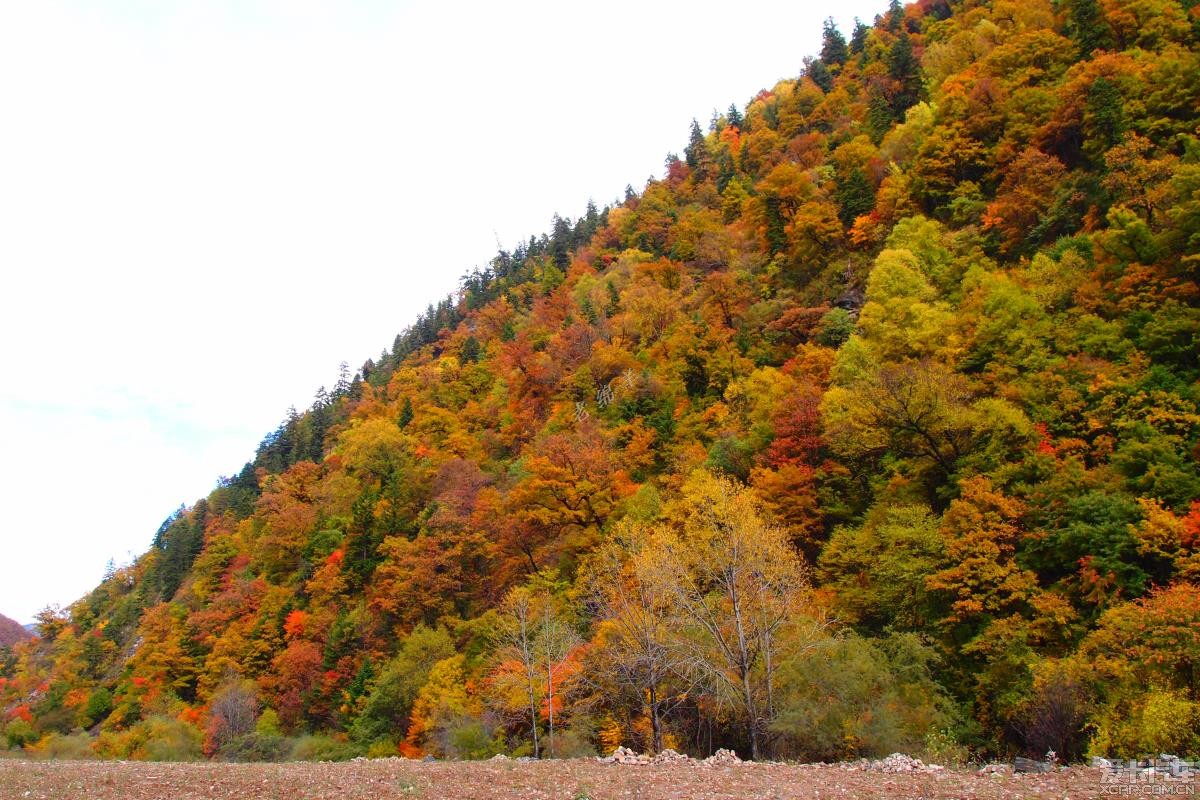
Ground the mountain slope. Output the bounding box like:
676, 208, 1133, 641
0, 614, 30, 648
3, 0, 1199, 763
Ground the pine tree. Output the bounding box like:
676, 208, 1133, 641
867, 88, 894, 143
805, 57, 833, 93
1062, 0, 1114, 58
398, 396, 414, 429
850, 18, 870, 55
685, 119, 707, 172
821, 18, 849, 67
1083, 76, 1127, 165
835, 166, 877, 226
459, 335, 481, 364
726, 103, 744, 131
888, 31, 921, 116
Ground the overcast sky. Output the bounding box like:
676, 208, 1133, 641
0, 0, 884, 624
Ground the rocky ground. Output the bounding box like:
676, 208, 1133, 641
0, 755, 1117, 799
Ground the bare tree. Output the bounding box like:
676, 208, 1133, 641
492, 587, 542, 758
490, 585, 581, 759
538, 601, 581, 757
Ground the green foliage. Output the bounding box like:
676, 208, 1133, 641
819, 504, 946, 632
352, 625, 455, 745
3, 719, 36, 750
80, 687, 113, 728
289, 734, 360, 762
772, 632, 953, 761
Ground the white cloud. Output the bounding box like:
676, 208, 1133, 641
0, 0, 883, 623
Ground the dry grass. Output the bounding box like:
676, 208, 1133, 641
0, 757, 1116, 799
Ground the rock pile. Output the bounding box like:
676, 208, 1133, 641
599, 746, 651, 765
702, 749, 743, 767
598, 746, 747, 767
853, 753, 944, 773
652, 749, 693, 765
977, 763, 1011, 777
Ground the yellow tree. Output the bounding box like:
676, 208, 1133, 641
583, 521, 691, 754
640, 471, 821, 760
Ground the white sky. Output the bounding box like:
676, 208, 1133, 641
0, 0, 884, 624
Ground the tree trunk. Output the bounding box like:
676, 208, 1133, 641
649, 684, 662, 754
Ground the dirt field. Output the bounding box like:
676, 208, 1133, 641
0, 757, 1117, 799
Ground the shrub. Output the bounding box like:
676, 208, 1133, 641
96, 716, 203, 761
923, 727, 969, 767
217, 733, 291, 762
136, 716, 204, 761
36, 732, 95, 760
446, 719, 504, 760
1091, 688, 1200, 758
543, 726, 596, 759
3, 719, 37, 750
80, 688, 114, 729
365, 740, 398, 759
771, 632, 954, 761
289, 734, 359, 762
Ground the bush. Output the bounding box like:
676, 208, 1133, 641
289, 734, 359, 762
923, 727, 969, 767
217, 732, 291, 762
446, 719, 504, 760
771, 632, 954, 762
137, 717, 204, 761
80, 688, 114, 729
1091, 688, 1200, 758
543, 726, 596, 759
365, 740, 398, 759
3, 719, 37, 750
95, 716, 203, 761
35, 732, 95, 760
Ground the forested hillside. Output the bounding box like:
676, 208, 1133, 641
3, 0, 1199, 764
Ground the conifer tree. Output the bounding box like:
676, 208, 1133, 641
821, 18, 848, 67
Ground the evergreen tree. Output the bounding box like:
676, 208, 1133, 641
726, 103, 744, 131
1062, 0, 1114, 58
821, 18, 849, 67
335, 361, 352, 397
850, 18, 870, 55
459, 335, 481, 363
1083, 76, 1127, 165
867, 88, 895, 143
550, 215, 572, 269
835, 166, 877, 226
764, 197, 788, 257
886, 0, 904, 32
805, 57, 833, 93
685, 119, 707, 172
888, 31, 921, 115
398, 396, 414, 429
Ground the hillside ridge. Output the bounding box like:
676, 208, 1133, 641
3, 0, 1198, 764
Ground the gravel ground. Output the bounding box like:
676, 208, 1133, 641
0, 757, 1116, 799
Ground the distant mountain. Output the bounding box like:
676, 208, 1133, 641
0, 613, 31, 646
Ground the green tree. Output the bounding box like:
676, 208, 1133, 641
821, 18, 848, 67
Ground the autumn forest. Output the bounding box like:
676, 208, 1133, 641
3, 0, 1200, 766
